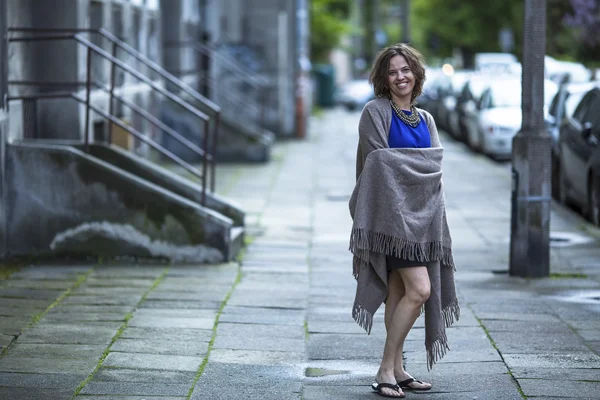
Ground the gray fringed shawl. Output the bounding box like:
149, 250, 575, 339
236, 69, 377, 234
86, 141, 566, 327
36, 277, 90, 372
349, 98, 460, 370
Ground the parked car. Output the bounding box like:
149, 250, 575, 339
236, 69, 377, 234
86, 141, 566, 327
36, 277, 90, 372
437, 71, 472, 139
557, 87, 600, 225
456, 74, 494, 151
468, 77, 557, 159
335, 79, 375, 111
546, 81, 600, 199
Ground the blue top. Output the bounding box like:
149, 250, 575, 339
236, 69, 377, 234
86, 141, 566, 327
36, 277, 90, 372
388, 108, 431, 148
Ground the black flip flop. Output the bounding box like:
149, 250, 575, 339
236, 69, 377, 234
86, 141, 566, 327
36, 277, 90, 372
398, 377, 432, 391
371, 382, 406, 398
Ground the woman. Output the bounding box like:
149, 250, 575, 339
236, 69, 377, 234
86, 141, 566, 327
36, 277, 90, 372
348, 43, 459, 398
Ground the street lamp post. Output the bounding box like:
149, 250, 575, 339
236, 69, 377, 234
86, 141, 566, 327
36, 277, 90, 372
509, 0, 551, 278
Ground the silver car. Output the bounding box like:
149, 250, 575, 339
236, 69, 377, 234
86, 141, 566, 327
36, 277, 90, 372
474, 78, 558, 159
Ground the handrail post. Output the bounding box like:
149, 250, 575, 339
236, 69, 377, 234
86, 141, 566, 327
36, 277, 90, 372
84, 46, 92, 152
108, 41, 117, 144
211, 113, 220, 193
202, 119, 210, 206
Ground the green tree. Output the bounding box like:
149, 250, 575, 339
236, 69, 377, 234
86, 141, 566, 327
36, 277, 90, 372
411, 0, 524, 66
310, 0, 354, 63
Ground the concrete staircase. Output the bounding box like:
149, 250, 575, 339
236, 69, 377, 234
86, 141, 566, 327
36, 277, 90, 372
3, 142, 244, 262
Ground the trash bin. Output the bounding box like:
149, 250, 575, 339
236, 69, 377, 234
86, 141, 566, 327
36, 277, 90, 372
312, 64, 336, 108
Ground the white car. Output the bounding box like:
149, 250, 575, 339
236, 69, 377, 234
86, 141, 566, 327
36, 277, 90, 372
475, 78, 558, 159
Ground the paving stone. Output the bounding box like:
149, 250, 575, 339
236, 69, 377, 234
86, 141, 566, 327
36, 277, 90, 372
519, 378, 600, 398
0, 317, 32, 335
0, 387, 73, 400
489, 331, 591, 354
119, 327, 213, 341
0, 288, 66, 300
578, 329, 600, 341
83, 278, 156, 288
511, 367, 600, 381
192, 362, 302, 399
76, 396, 186, 400
0, 356, 97, 374
0, 334, 14, 349
145, 291, 229, 302
0, 298, 51, 310
17, 323, 120, 344
481, 319, 574, 334
102, 352, 203, 371
477, 312, 562, 322
40, 312, 127, 323
209, 349, 305, 365
0, 372, 85, 389
93, 367, 196, 383
307, 334, 384, 360
213, 335, 304, 352
140, 300, 222, 309
7, 344, 105, 359
2, 280, 74, 290
133, 309, 217, 319
128, 315, 215, 330
219, 310, 305, 326
303, 384, 523, 400
111, 338, 209, 356
217, 323, 305, 340
60, 294, 141, 306
80, 381, 189, 396
503, 353, 600, 369
307, 321, 373, 335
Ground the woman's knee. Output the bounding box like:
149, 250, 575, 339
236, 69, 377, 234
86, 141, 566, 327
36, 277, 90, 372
407, 283, 430, 305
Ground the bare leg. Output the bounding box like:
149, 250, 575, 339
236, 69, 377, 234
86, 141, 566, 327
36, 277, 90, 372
384, 270, 405, 331
393, 267, 433, 390
376, 267, 431, 396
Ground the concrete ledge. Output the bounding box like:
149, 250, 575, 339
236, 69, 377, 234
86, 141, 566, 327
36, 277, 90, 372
4, 143, 234, 261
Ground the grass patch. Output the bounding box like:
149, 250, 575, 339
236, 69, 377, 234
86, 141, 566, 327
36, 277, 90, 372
304, 320, 310, 340
71, 267, 170, 399
311, 106, 325, 118
550, 272, 588, 279
186, 266, 242, 400
0, 264, 22, 280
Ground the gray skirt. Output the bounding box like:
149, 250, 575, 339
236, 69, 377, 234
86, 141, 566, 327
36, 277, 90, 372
386, 254, 425, 270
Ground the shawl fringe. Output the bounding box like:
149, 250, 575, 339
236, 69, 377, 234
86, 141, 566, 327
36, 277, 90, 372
426, 300, 461, 370
349, 228, 455, 270
352, 301, 373, 334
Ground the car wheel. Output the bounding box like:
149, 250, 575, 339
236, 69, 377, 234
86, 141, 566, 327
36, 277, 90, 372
587, 175, 600, 226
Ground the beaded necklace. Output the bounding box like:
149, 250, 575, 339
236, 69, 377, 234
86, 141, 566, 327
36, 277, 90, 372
390, 99, 421, 128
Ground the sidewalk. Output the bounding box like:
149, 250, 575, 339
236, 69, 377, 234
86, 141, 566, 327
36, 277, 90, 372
0, 108, 599, 399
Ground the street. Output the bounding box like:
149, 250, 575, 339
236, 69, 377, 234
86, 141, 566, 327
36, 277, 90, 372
1, 108, 600, 399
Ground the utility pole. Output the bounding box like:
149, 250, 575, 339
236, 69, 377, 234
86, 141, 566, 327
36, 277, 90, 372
400, 0, 410, 43
509, 0, 551, 278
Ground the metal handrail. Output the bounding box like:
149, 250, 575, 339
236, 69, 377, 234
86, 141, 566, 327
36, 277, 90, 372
7, 92, 207, 197
8, 27, 220, 192
167, 40, 273, 131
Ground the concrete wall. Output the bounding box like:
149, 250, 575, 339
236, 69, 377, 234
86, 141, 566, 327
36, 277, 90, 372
4, 143, 232, 260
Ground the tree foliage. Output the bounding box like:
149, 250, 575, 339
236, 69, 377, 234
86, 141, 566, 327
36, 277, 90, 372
310, 0, 354, 63
410, 0, 599, 66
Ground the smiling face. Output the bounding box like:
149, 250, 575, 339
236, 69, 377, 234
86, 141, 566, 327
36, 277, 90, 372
387, 54, 415, 107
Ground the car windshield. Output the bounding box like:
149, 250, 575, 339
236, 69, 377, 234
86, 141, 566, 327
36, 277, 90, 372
490, 81, 522, 107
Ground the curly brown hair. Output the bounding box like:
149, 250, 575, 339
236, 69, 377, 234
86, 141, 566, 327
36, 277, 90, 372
369, 43, 426, 105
